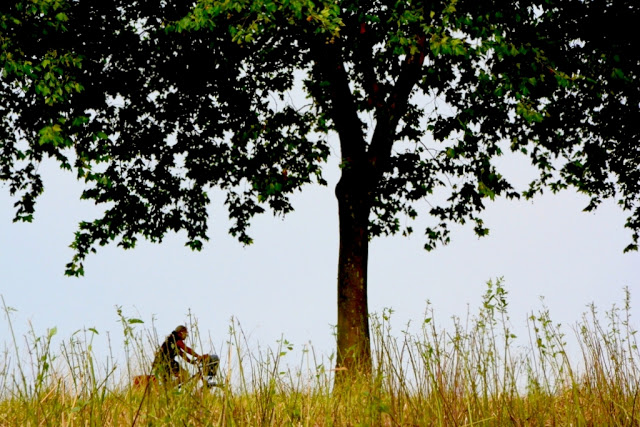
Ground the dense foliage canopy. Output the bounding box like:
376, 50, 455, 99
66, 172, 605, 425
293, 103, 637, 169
2, 0, 638, 373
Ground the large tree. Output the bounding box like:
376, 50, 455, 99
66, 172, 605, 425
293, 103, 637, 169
1, 0, 638, 376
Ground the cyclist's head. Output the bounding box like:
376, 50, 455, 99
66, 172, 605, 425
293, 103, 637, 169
174, 325, 188, 338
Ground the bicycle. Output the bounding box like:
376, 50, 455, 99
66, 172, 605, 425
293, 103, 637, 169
132, 353, 221, 391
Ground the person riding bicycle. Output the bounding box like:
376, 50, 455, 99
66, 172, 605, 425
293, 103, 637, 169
152, 325, 203, 383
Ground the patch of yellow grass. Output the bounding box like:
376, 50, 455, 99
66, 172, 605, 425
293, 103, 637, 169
2, 281, 639, 425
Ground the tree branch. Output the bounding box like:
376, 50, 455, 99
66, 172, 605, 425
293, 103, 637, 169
310, 42, 367, 165
368, 35, 427, 178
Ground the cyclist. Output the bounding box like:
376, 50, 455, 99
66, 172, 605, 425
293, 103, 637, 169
151, 325, 203, 383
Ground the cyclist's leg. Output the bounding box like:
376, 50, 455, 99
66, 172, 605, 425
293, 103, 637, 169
153, 362, 175, 387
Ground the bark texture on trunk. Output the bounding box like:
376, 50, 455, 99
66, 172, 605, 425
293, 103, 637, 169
308, 38, 424, 381
335, 174, 372, 378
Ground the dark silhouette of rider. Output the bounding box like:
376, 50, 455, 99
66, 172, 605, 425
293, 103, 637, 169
152, 325, 203, 383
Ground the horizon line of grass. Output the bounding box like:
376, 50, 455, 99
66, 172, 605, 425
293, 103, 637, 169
1, 278, 639, 425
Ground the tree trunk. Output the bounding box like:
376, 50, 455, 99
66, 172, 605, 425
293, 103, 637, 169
334, 173, 372, 379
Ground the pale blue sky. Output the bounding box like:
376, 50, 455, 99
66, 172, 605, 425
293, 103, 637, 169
1, 144, 638, 377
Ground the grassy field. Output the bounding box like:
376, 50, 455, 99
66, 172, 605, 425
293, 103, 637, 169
2, 279, 639, 426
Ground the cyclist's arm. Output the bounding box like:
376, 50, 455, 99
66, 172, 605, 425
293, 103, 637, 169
177, 340, 201, 363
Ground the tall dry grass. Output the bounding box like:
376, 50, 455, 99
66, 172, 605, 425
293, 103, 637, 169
1, 279, 639, 426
